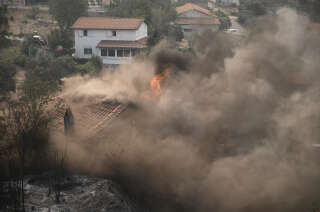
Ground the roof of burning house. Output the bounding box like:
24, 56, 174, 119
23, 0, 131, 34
97, 37, 148, 49
176, 3, 213, 17
50, 98, 126, 136
175, 18, 220, 25
71, 17, 144, 30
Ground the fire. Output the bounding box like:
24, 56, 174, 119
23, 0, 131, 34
150, 68, 171, 99
141, 68, 171, 102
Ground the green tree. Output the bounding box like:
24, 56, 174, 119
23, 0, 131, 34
238, 0, 267, 26
0, 5, 9, 46
298, 0, 320, 22
214, 10, 232, 30
47, 29, 73, 50
0, 63, 16, 95
49, 0, 88, 30
106, 0, 177, 46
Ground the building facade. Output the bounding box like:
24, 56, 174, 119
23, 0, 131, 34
217, 0, 239, 6
175, 3, 220, 38
72, 17, 148, 65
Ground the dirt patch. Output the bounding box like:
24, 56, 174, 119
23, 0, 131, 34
8, 8, 58, 37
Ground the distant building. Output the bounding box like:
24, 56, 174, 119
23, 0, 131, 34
217, 0, 239, 7
88, 0, 111, 7
0, 0, 26, 6
175, 3, 220, 38
72, 17, 148, 65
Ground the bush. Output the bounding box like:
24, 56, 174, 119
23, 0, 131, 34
1, 47, 27, 67
90, 55, 103, 71
26, 6, 40, 20
47, 29, 73, 52
0, 63, 16, 95
214, 10, 232, 30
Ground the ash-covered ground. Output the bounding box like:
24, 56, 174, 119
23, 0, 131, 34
20, 174, 146, 212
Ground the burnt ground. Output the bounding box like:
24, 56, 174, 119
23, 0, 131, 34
20, 174, 145, 212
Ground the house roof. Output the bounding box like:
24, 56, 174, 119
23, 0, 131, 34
96, 37, 148, 49
176, 3, 213, 16
71, 17, 144, 30
50, 98, 126, 136
176, 18, 220, 25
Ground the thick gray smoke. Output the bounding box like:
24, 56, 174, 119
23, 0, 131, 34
54, 9, 320, 212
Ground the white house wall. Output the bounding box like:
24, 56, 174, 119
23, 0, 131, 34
181, 24, 219, 38
136, 23, 148, 40
74, 23, 147, 65
75, 29, 138, 58
178, 10, 211, 18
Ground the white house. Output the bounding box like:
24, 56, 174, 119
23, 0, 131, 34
71, 17, 148, 65
218, 0, 239, 6
175, 3, 220, 38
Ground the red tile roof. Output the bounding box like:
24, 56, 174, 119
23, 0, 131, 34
97, 37, 148, 49
176, 18, 220, 25
176, 3, 213, 16
71, 17, 144, 30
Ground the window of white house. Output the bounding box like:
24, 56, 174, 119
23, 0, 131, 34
112, 30, 117, 36
124, 49, 130, 57
117, 49, 124, 57
183, 28, 192, 32
131, 49, 136, 56
83, 30, 88, 36
101, 48, 108, 56
84, 48, 92, 55
108, 48, 116, 57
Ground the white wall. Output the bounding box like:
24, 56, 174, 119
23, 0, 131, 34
102, 57, 132, 65
74, 25, 146, 59
74, 23, 147, 64
181, 24, 219, 38
178, 10, 211, 18
136, 23, 148, 40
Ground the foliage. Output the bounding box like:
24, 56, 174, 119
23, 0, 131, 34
0, 78, 52, 210
1, 47, 27, 67
298, 0, 320, 22
26, 6, 40, 20
0, 5, 9, 46
76, 56, 103, 75
21, 34, 40, 57
47, 29, 73, 52
25, 55, 103, 87
174, 0, 209, 6
214, 10, 232, 30
49, 0, 87, 30
0, 63, 16, 95
238, 0, 267, 27
168, 25, 184, 41
107, 0, 177, 45
238, 0, 320, 27
89, 55, 103, 72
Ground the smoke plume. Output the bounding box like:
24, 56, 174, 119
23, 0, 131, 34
54, 9, 320, 212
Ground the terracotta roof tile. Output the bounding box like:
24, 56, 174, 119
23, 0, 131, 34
71, 17, 144, 30
176, 18, 220, 25
97, 37, 148, 48
176, 3, 213, 16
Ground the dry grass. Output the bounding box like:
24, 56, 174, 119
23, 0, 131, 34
8, 8, 58, 37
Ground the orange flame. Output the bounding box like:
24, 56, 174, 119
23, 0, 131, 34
141, 68, 171, 102
150, 68, 171, 99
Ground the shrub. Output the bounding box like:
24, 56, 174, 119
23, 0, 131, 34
26, 6, 40, 20
47, 29, 73, 52
1, 47, 27, 67
0, 63, 16, 95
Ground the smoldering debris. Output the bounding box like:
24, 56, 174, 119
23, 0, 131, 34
54, 9, 320, 212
